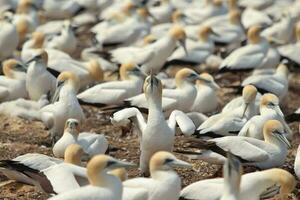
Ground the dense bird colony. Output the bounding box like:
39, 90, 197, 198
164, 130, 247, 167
0, 0, 300, 199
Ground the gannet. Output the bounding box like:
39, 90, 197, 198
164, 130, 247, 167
190, 73, 220, 114
0, 144, 87, 194
95, 7, 151, 49
181, 163, 296, 200
42, 0, 86, 19
21, 31, 45, 62
0, 95, 48, 120
81, 45, 118, 72
0, 12, 19, 61
278, 25, 300, 65
121, 68, 206, 114
40, 71, 85, 142
0, 59, 27, 102
44, 21, 77, 55
47, 58, 104, 89
111, 74, 195, 175
49, 154, 136, 200
166, 26, 215, 66
92, 1, 137, 35
111, 25, 188, 73
13, 0, 40, 38
53, 118, 108, 158
184, 119, 291, 168
239, 93, 291, 139
203, 10, 245, 52
149, 0, 174, 24
261, 13, 294, 44
150, 10, 193, 40
26, 50, 57, 101
161, 68, 205, 113
183, 0, 227, 24
239, 0, 274, 10
196, 85, 257, 138
220, 153, 241, 200
241, 8, 272, 29
182, 152, 243, 200
241, 62, 289, 100
123, 151, 192, 200
77, 62, 145, 106
219, 26, 269, 72
222, 92, 261, 115
109, 168, 149, 200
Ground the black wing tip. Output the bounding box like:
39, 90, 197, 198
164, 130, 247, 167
78, 99, 106, 108
164, 60, 199, 68
285, 113, 300, 123
218, 66, 230, 74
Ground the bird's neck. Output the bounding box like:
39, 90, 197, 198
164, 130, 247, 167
147, 95, 164, 120
222, 176, 240, 200
59, 84, 78, 102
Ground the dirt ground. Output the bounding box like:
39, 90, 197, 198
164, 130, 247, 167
0, 68, 299, 200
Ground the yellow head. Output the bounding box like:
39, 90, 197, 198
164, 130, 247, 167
87, 155, 135, 186
169, 25, 186, 41
109, 168, 128, 182
17, 0, 34, 13
64, 118, 80, 135
149, 151, 191, 174
213, 0, 223, 6
247, 26, 262, 44
260, 93, 279, 108
57, 71, 79, 90
242, 85, 257, 104
64, 144, 84, 166
2, 59, 26, 78
172, 10, 184, 23
137, 8, 151, 19
122, 2, 136, 16
263, 120, 291, 148
119, 62, 143, 80
199, 26, 213, 41
143, 34, 157, 45
229, 10, 241, 25
175, 68, 200, 87
196, 73, 220, 90
30, 49, 48, 65
16, 18, 29, 42
296, 25, 300, 42
31, 32, 45, 48
266, 168, 296, 199
86, 60, 103, 82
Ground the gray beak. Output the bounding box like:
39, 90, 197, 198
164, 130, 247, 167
179, 39, 188, 56
134, 65, 147, 78
16, 64, 28, 72
51, 81, 64, 103
112, 160, 137, 169
274, 105, 284, 118
274, 131, 291, 148
26, 56, 37, 65
170, 158, 192, 168
241, 103, 249, 118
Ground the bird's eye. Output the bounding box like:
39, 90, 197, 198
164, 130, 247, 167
57, 80, 65, 87
268, 102, 275, 107
107, 160, 116, 167
164, 158, 173, 164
